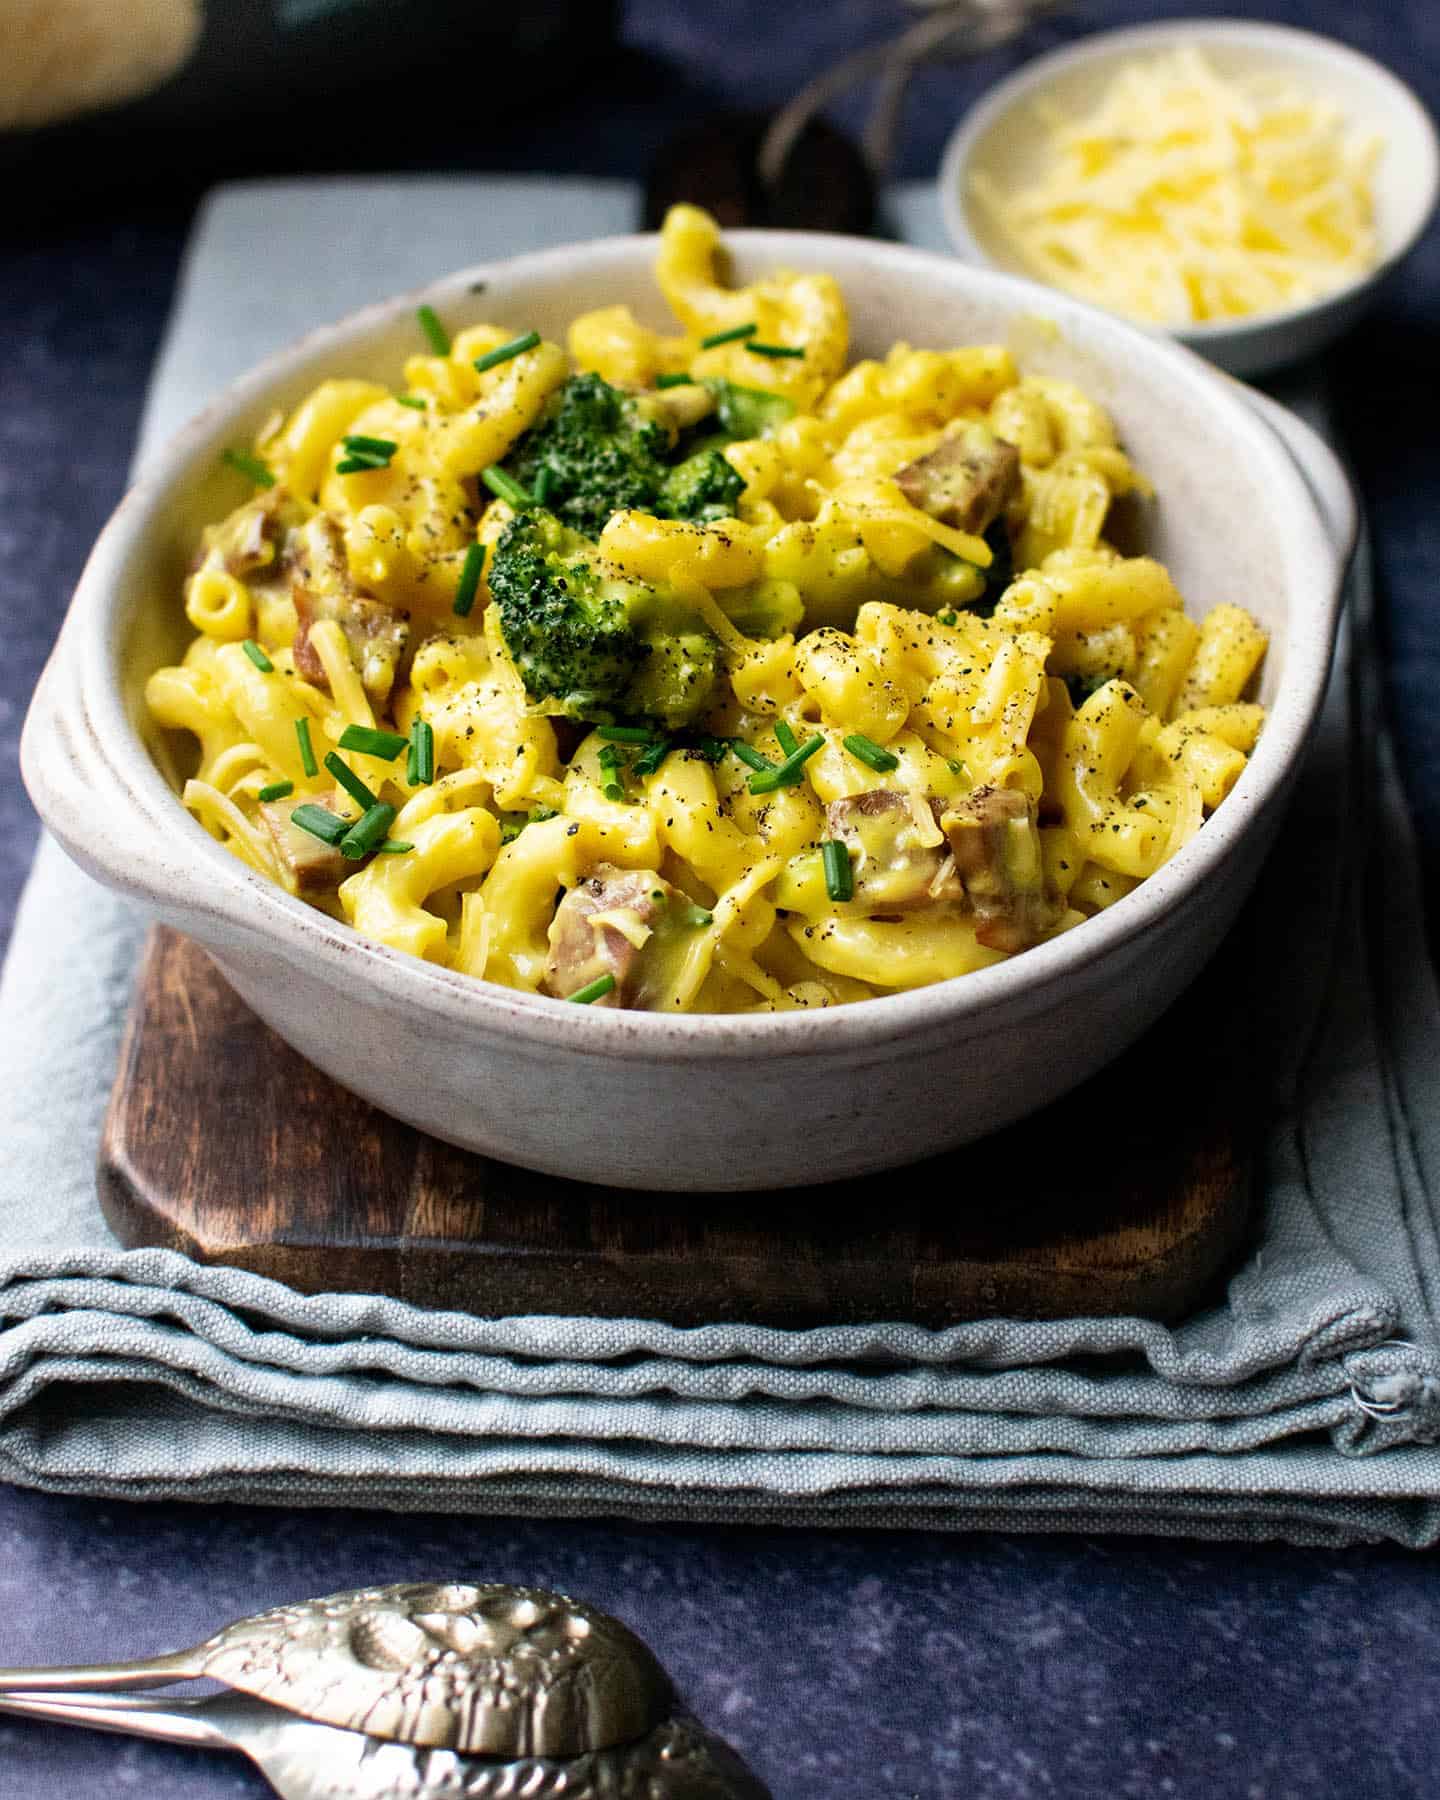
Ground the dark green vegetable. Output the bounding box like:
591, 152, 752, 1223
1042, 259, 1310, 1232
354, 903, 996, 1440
656, 446, 743, 523
324, 752, 380, 812
501, 372, 740, 537
294, 718, 318, 778
222, 449, 275, 488
748, 734, 823, 794
241, 639, 274, 672
596, 725, 659, 744
729, 740, 776, 774
700, 323, 757, 348
482, 465, 535, 509
822, 839, 854, 903
748, 342, 803, 359
338, 724, 408, 761
416, 305, 450, 355
452, 541, 485, 617
290, 804, 349, 847
473, 329, 540, 373
407, 718, 435, 787
701, 377, 796, 441
339, 802, 397, 860
567, 972, 617, 1004
842, 733, 899, 774
487, 508, 719, 730
257, 779, 294, 803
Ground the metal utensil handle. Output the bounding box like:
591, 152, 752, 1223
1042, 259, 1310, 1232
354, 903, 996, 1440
0, 1688, 232, 1751
0, 1649, 199, 1696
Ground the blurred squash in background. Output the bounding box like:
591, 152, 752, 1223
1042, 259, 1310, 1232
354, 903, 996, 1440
0, 0, 617, 212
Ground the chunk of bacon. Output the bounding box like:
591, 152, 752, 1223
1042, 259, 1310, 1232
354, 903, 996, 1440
290, 514, 409, 706
259, 800, 346, 896
895, 422, 1021, 536
940, 785, 1056, 953
542, 865, 675, 1007
824, 790, 960, 913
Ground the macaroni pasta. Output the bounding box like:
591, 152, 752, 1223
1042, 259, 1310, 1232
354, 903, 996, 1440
147, 206, 1268, 1013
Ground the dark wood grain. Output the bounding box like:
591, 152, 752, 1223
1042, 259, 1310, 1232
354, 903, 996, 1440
99, 926, 1259, 1326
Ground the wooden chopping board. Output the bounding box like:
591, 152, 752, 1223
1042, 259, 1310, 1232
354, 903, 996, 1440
99, 925, 1258, 1326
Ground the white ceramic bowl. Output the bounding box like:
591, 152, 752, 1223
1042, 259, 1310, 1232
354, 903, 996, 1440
940, 19, 1440, 378
22, 232, 1355, 1190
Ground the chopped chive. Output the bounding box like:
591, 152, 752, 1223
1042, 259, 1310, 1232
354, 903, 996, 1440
822, 839, 854, 903
453, 541, 485, 617
257, 779, 294, 803
843, 732, 899, 774
472, 329, 540, 374
396, 393, 428, 410
408, 717, 435, 786
701, 322, 757, 349
774, 719, 800, 758
376, 839, 414, 855
417, 304, 450, 356
295, 717, 318, 778
336, 457, 384, 475
632, 739, 671, 777
597, 743, 624, 771
241, 639, 274, 672
596, 724, 659, 744
748, 733, 823, 794
568, 972, 617, 1005
534, 465, 556, 507
691, 734, 730, 764
730, 740, 776, 773
748, 342, 804, 359
324, 750, 380, 811
341, 434, 398, 457
222, 448, 275, 488
946, 758, 964, 775
677, 900, 714, 928
936, 609, 958, 626
339, 801, 397, 860
603, 781, 625, 803
481, 465, 534, 509
655, 372, 693, 389
338, 724, 408, 762
290, 804, 349, 847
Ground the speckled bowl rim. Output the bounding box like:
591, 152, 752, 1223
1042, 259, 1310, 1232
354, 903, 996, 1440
46, 229, 1350, 1064
938, 17, 1440, 353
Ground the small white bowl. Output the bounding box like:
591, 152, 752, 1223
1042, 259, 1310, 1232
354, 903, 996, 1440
940, 18, 1440, 378
22, 232, 1354, 1190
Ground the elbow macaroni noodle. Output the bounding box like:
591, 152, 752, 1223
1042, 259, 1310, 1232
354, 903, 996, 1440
147, 205, 1268, 1013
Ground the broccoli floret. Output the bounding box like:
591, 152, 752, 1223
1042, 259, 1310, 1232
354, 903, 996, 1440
657, 446, 743, 522
702, 377, 796, 441
505, 373, 671, 538
503, 373, 746, 537
488, 509, 720, 730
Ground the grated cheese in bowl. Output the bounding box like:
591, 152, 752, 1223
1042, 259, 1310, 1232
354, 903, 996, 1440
970, 46, 1382, 327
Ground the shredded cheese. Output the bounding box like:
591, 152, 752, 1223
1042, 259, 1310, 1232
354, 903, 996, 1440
972, 47, 1381, 326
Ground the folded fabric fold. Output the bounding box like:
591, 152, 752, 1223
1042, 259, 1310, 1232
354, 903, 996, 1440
2, 179, 1439, 1545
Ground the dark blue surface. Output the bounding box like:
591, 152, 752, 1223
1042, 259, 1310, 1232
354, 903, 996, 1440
1, 4, 1438, 1796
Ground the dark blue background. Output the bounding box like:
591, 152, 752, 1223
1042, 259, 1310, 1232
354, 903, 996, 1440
1, 4, 1437, 1796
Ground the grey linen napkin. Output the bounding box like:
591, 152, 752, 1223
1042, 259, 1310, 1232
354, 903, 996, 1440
3, 179, 1440, 1546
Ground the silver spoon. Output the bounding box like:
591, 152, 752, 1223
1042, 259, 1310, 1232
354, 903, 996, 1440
0, 1580, 670, 1757
0, 1687, 771, 1798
